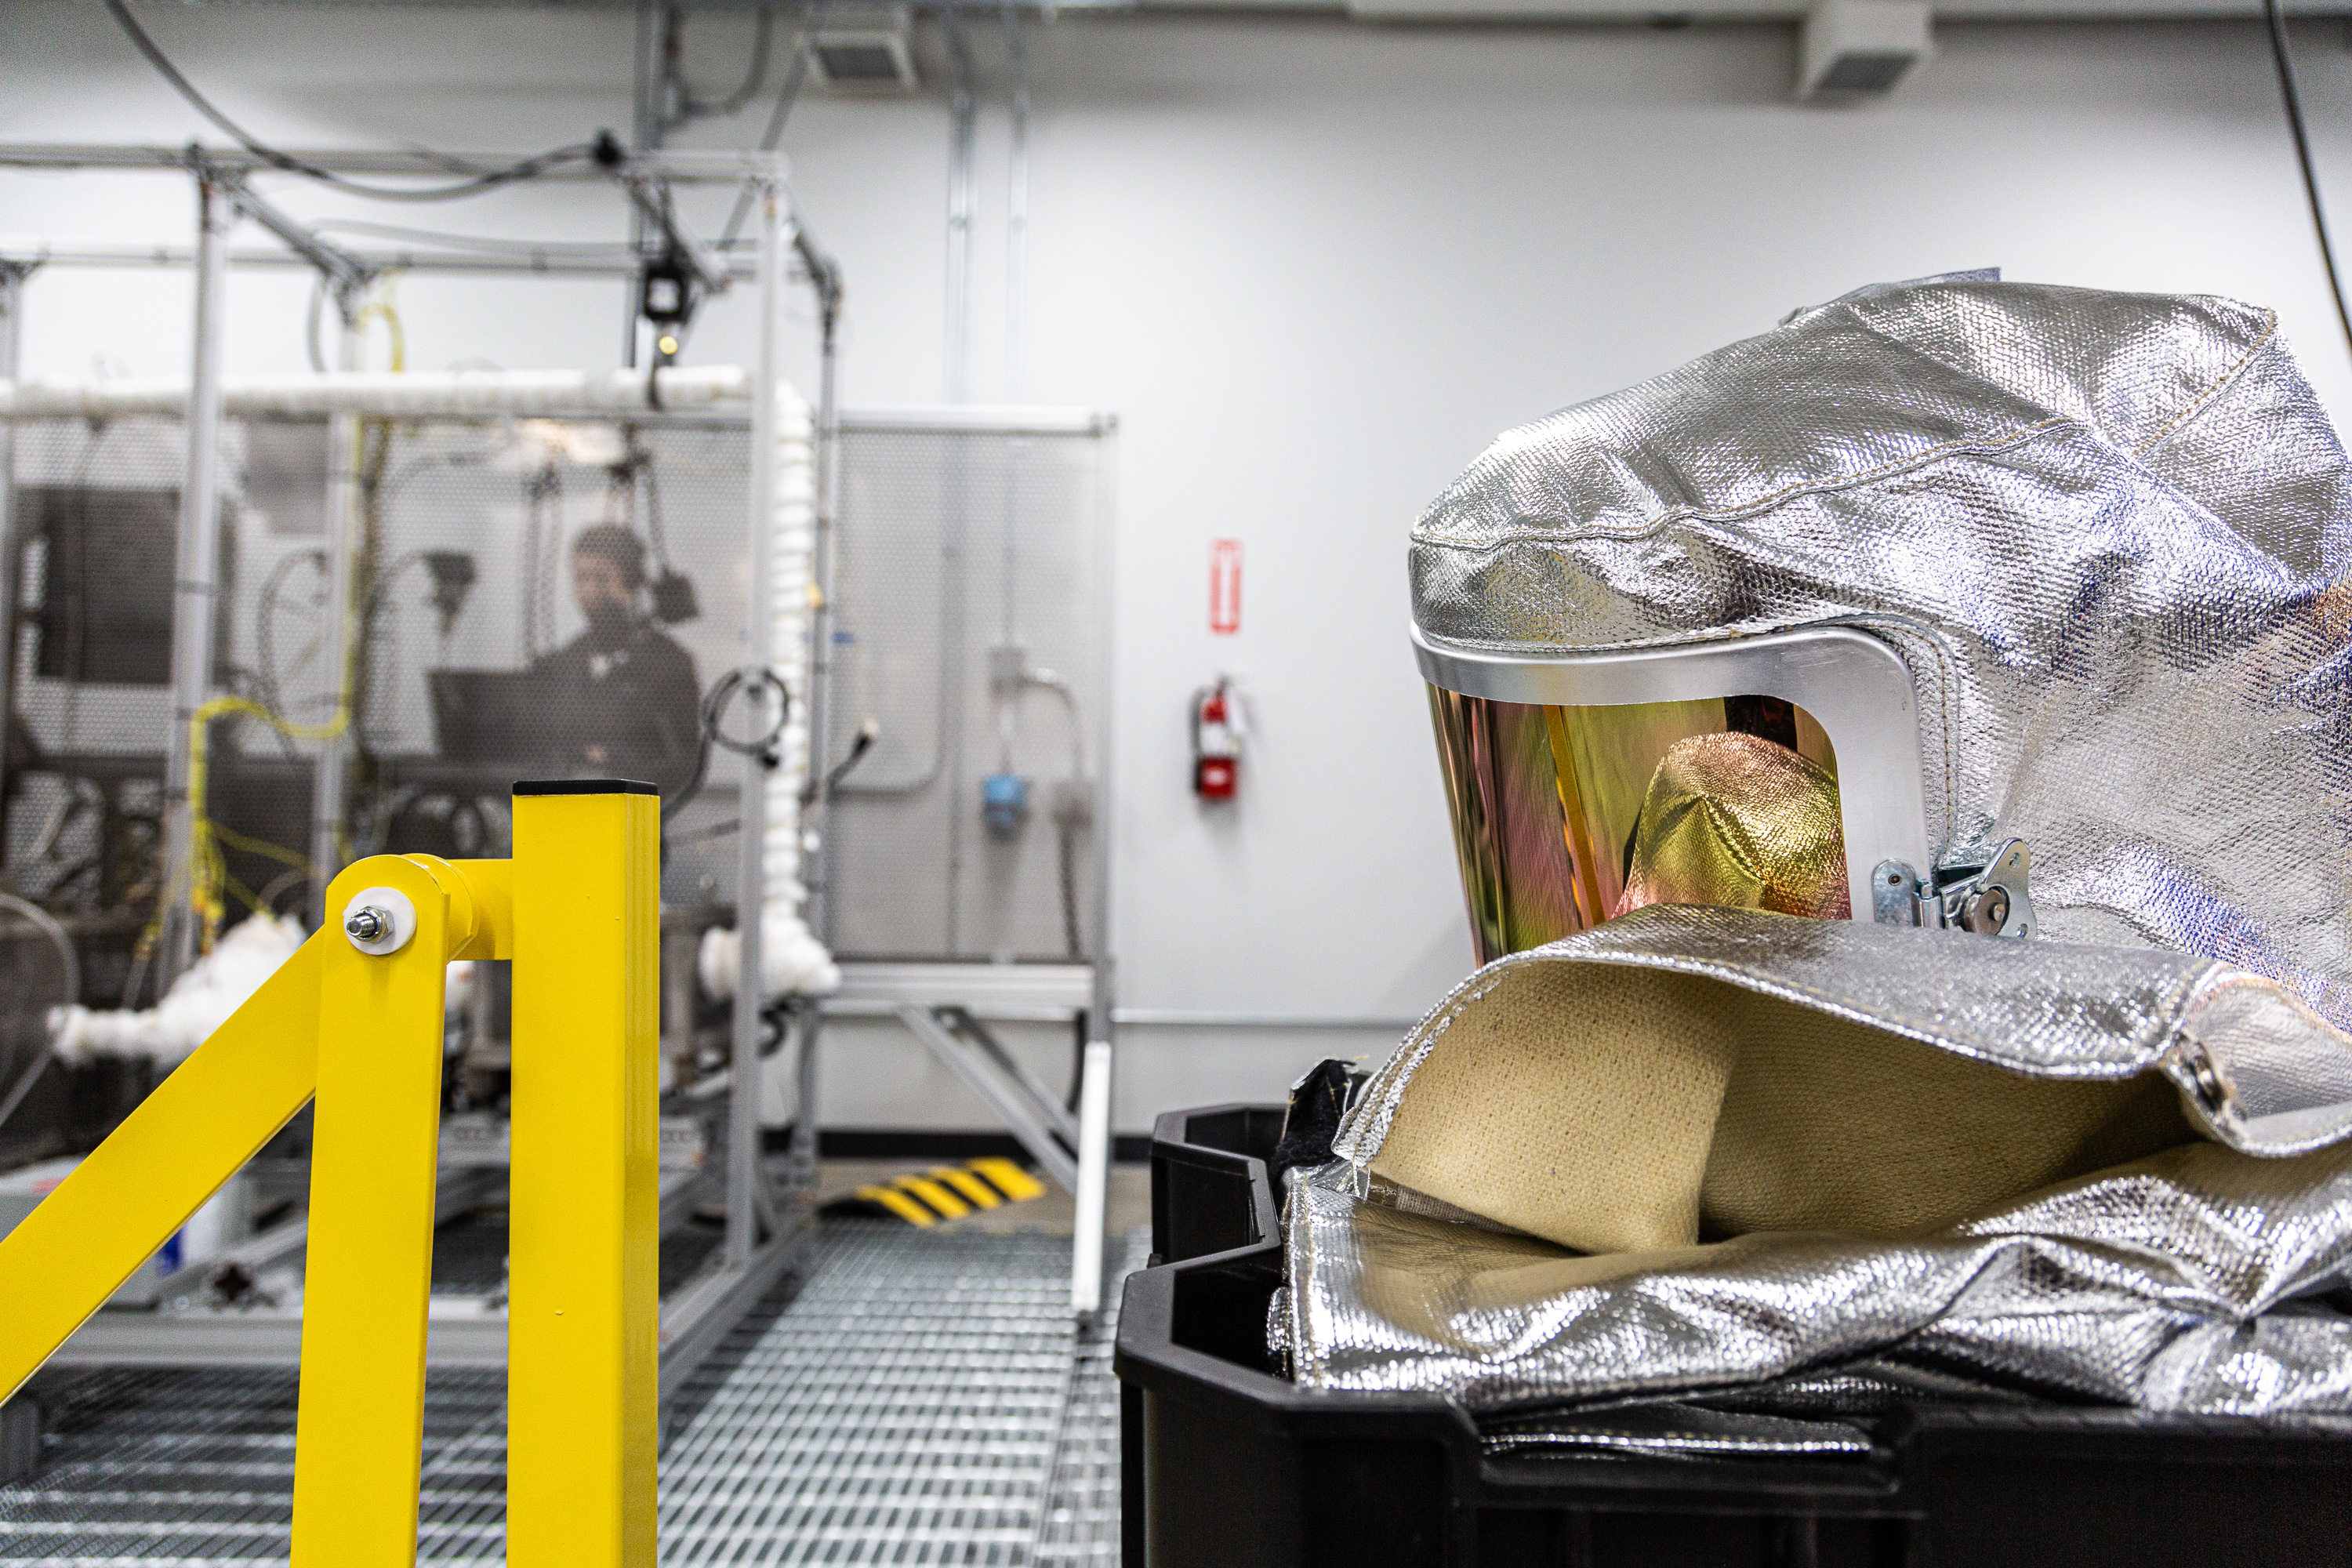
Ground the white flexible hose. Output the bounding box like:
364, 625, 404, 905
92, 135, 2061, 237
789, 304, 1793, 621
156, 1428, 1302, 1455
699, 385, 842, 1004
48, 912, 307, 1069
47, 914, 478, 1070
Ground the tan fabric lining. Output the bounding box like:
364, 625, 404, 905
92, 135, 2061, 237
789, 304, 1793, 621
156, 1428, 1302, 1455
1370, 966, 1737, 1254
1367, 962, 2194, 1254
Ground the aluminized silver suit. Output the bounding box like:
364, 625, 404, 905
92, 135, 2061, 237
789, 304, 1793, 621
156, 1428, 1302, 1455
1294, 281, 2352, 1443
1286, 905, 2352, 1438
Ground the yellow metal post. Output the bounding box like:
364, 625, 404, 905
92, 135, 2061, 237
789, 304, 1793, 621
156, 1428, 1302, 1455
0, 941, 323, 1403
289, 853, 481, 1568
506, 782, 661, 1568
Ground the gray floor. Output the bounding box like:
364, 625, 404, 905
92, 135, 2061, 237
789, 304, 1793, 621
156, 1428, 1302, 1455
0, 1222, 1149, 1564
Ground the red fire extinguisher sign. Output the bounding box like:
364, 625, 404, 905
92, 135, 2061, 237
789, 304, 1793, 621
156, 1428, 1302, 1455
1209, 539, 1243, 635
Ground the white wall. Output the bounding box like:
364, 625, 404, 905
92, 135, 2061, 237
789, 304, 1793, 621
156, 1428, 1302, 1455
6, 2, 2352, 1129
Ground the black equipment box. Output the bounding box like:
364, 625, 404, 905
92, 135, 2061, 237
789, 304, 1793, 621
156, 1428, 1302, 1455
1115, 1103, 2352, 1567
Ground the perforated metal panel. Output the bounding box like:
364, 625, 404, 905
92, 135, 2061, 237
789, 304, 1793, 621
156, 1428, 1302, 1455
822, 422, 1113, 964
0, 412, 764, 969
3, 417, 193, 944
0, 1223, 1148, 1564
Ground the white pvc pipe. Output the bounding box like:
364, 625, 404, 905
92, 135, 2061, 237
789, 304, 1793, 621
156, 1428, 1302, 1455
0, 365, 753, 421
1070, 1038, 1114, 1316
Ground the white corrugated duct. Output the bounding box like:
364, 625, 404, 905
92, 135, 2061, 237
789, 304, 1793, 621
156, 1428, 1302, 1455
699, 385, 842, 1004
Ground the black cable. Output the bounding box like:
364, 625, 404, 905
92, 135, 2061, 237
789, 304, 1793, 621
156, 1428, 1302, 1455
2267, 0, 2352, 358
661, 664, 789, 835
672, 7, 779, 124
799, 720, 877, 808
702, 666, 792, 762
1056, 818, 1082, 960
103, 0, 596, 201
825, 723, 877, 789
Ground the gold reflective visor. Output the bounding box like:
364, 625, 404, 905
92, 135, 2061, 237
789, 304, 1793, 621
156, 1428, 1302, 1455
1428, 689, 1848, 964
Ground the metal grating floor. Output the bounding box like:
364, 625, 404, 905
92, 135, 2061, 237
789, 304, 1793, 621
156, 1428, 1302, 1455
0, 1222, 1149, 1565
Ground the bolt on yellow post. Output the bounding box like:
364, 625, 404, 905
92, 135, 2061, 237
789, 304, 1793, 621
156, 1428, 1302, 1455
0, 779, 661, 1568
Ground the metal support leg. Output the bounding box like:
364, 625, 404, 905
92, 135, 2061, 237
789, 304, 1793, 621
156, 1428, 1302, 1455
726, 180, 784, 1272
0, 263, 28, 835
159, 172, 232, 982
787, 1006, 821, 1218
308, 310, 363, 929
938, 1007, 1080, 1146
1070, 1040, 1113, 1315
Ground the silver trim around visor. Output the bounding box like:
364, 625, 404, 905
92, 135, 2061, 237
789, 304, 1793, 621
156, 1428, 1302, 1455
1410, 623, 1935, 916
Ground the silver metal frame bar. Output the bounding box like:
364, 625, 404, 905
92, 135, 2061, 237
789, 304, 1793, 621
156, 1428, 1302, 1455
840, 405, 1113, 436
1412, 621, 1938, 903
892, 1004, 1080, 1192
655, 1224, 807, 1404
0, 266, 23, 822
156, 177, 232, 985
832, 960, 1094, 1011
938, 1007, 1080, 1146
50, 1164, 792, 1386
1112, 1009, 1423, 1029
1073, 409, 1121, 1315
794, 220, 843, 1214
216, 180, 373, 305
0, 238, 769, 281
308, 318, 362, 926
725, 183, 784, 1273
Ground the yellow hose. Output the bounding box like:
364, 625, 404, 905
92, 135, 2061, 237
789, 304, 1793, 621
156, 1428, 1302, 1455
183, 695, 348, 950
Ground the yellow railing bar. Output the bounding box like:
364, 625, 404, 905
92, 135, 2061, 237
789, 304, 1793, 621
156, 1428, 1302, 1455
0, 788, 652, 1568
0, 939, 323, 1403
507, 782, 661, 1568
290, 852, 494, 1567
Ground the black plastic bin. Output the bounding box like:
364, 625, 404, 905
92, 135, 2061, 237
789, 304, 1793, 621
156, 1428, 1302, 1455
1116, 1103, 2352, 1567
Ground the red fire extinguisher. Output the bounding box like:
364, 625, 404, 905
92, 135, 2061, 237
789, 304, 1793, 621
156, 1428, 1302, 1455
1191, 678, 1245, 800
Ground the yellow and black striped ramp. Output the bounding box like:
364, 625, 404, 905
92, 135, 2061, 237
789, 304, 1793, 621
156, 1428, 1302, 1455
829, 1157, 1048, 1228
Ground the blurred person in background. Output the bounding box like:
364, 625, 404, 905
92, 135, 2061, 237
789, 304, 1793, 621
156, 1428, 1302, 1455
533, 523, 701, 797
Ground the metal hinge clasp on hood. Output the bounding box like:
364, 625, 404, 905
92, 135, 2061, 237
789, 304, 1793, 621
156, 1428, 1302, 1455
1871, 840, 2038, 938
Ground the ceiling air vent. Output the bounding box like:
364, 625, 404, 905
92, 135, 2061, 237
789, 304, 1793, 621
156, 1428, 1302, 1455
811, 10, 919, 93
1798, 0, 1932, 102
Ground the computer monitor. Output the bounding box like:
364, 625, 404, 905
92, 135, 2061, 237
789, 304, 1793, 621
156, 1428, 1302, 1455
429, 670, 567, 765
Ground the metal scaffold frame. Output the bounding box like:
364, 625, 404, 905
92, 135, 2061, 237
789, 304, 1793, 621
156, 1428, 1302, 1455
0, 140, 847, 1392
810, 402, 1122, 1314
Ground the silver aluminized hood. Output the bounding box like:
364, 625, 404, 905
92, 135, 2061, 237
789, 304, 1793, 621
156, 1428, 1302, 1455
1283, 906, 2352, 1436
1409, 278, 2352, 1029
